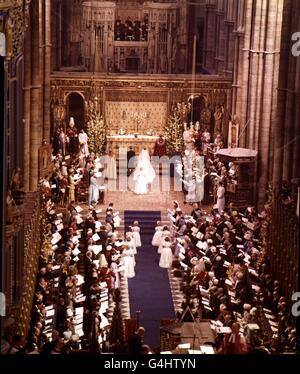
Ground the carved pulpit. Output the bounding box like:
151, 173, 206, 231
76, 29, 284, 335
216, 148, 258, 209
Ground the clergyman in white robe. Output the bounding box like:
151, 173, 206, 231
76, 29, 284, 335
216, 183, 226, 213
88, 174, 100, 205
78, 130, 89, 157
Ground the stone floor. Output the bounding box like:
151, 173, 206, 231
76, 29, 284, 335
101, 177, 191, 214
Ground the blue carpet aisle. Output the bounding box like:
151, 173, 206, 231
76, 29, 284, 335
125, 210, 175, 349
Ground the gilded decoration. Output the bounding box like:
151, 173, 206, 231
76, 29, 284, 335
50, 77, 232, 104
50, 75, 232, 140
1, 0, 31, 59
105, 101, 167, 134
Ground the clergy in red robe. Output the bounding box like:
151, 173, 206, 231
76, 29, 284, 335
221, 323, 248, 354
153, 135, 167, 157
67, 117, 79, 155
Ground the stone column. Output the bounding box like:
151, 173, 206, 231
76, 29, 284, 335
39, 0, 44, 138
154, 24, 159, 74
231, 29, 244, 128
272, 86, 286, 187
247, 0, 263, 150
233, 0, 254, 148
214, 9, 225, 74
30, 0, 41, 190
246, 1, 260, 203
292, 75, 300, 181
203, 3, 216, 73
272, 0, 291, 187
282, 93, 294, 181
233, 0, 284, 208
223, 0, 234, 74
282, 0, 299, 182
224, 21, 235, 76
273, 0, 300, 187
43, 0, 51, 143
292, 3, 300, 182
251, 0, 284, 208
51, 0, 62, 70
178, 1, 188, 73
256, 0, 276, 206
23, 22, 31, 192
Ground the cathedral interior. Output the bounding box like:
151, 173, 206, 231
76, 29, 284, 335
0, 0, 299, 356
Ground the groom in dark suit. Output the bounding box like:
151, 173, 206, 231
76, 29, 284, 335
127, 147, 136, 175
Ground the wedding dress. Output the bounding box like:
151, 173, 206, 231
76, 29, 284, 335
132, 149, 156, 194
136, 148, 156, 184
133, 168, 148, 195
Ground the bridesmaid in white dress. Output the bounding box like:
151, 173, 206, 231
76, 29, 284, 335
159, 237, 173, 268
125, 232, 137, 255
130, 221, 141, 248
121, 245, 135, 278
151, 221, 163, 247
157, 225, 171, 254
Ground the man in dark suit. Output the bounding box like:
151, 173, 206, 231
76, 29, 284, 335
127, 147, 136, 175
128, 327, 145, 355
191, 202, 201, 221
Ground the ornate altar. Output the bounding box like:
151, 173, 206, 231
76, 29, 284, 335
107, 134, 159, 154
216, 148, 258, 209
105, 100, 166, 153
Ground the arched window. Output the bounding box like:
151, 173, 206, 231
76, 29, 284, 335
66, 92, 85, 131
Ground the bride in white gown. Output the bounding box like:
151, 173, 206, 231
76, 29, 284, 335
132, 148, 156, 195
133, 166, 148, 194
